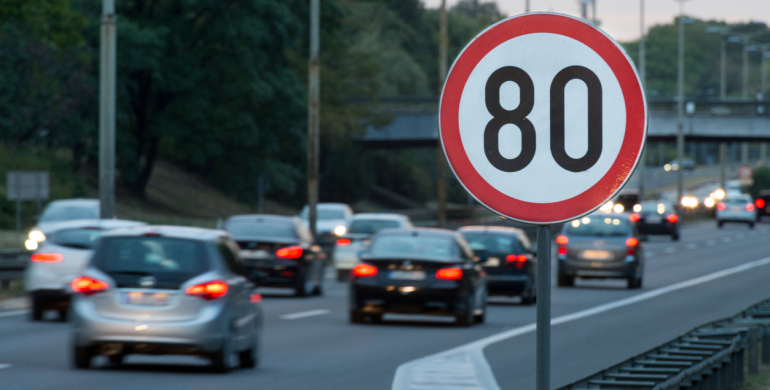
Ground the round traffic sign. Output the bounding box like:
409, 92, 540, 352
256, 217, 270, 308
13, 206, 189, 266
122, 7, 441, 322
440, 13, 647, 224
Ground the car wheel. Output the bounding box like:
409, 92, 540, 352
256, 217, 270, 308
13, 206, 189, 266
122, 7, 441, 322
58, 309, 68, 322
557, 274, 574, 287
350, 310, 365, 324
312, 279, 324, 296
238, 334, 259, 369
108, 354, 125, 365
521, 293, 536, 305
72, 346, 93, 369
627, 276, 642, 289
455, 297, 474, 327
30, 300, 43, 322
210, 329, 234, 373
294, 273, 313, 297
749, 222, 755, 229
717, 221, 724, 228
474, 290, 487, 324
671, 232, 680, 241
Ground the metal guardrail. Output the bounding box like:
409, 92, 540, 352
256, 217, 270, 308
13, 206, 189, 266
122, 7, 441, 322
558, 299, 770, 390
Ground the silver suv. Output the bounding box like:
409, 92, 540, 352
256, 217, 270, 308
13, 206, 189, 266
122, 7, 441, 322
71, 226, 263, 372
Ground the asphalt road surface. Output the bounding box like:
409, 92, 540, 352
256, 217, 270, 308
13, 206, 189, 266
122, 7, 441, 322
1, 220, 769, 390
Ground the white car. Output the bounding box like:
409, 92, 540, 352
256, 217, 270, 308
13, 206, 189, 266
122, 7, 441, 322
25, 219, 145, 321
26, 199, 101, 249
332, 213, 412, 281
300, 203, 353, 243
716, 194, 756, 228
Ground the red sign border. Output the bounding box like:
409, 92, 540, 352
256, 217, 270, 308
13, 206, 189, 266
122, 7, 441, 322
440, 12, 647, 224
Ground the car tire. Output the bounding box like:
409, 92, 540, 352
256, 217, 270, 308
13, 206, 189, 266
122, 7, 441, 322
455, 297, 474, 327
474, 290, 487, 324
239, 335, 259, 369
336, 270, 348, 282
72, 346, 93, 369
108, 354, 124, 365
312, 278, 324, 296
749, 222, 755, 229
717, 221, 724, 228
672, 232, 680, 241
557, 274, 574, 287
30, 300, 43, 322
58, 309, 68, 322
294, 273, 313, 297
210, 330, 233, 373
521, 294, 536, 305
350, 310, 365, 324
627, 276, 642, 289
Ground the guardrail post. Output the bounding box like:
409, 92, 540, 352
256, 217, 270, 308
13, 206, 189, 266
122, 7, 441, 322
749, 327, 759, 376
762, 326, 770, 364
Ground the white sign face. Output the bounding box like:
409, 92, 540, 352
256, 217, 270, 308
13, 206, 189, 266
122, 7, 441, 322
440, 13, 647, 224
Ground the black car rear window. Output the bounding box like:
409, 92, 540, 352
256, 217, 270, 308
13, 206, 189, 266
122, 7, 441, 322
368, 235, 457, 260
565, 216, 631, 237
91, 237, 209, 289
50, 228, 103, 249
348, 219, 400, 234
638, 202, 673, 213
724, 198, 749, 205
462, 233, 522, 255
225, 219, 298, 239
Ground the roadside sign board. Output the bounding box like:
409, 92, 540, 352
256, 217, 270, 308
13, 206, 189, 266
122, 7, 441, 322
440, 13, 647, 225
738, 164, 753, 186
6, 171, 49, 201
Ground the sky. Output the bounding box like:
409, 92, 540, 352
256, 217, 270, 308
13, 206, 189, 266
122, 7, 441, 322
422, 0, 770, 42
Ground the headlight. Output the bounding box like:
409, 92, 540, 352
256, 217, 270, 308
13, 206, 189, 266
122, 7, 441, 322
334, 225, 347, 236
713, 189, 725, 200
613, 204, 625, 213
28, 230, 46, 242
664, 164, 671, 171
704, 198, 715, 208
24, 240, 38, 251
599, 201, 613, 212
632, 204, 642, 212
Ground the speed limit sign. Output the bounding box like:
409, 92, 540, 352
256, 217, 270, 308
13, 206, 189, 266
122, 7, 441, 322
440, 13, 647, 224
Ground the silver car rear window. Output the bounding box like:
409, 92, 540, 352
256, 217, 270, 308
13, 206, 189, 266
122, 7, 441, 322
348, 220, 400, 235
369, 235, 457, 260
40, 205, 98, 222
565, 217, 631, 237
50, 228, 103, 250
225, 220, 298, 239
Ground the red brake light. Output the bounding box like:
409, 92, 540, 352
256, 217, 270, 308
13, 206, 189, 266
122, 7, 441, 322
747, 204, 755, 212
31, 253, 63, 263
506, 254, 527, 262
276, 245, 303, 259
558, 246, 567, 255
667, 214, 678, 223
757, 199, 766, 208
72, 276, 108, 295
629, 213, 640, 222
250, 293, 262, 303
626, 237, 638, 256
186, 280, 228, 300
556, 235, 569, 245
436, 268, 463, 280
352, 264, 377, 277
336, 239, 351, 246
717, 202, 726, 211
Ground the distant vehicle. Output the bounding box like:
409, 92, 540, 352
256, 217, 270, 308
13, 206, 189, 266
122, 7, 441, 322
225, 214, 325, 296
349, 228, 487, 327
71, 226, 263, 372
557, 213, 645, 289
715, 194, 756, 228
631, 201, 680, 241
756, 190, 770, 220
333, 213, 412, 281
664, 158, 695, 171
459, 226, 536, 304
300, 203, 353, 244
25, 219, 146, 321
27, 199, 101, 247
612, 189, 639, 213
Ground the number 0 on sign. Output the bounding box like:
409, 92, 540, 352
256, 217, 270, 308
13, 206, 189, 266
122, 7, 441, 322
440, 13, 647, 224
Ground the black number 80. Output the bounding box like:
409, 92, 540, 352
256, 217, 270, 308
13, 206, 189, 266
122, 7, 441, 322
484, 66, 602, 173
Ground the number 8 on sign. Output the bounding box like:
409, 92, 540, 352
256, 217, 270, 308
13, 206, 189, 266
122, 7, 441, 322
440, 13, 647, 224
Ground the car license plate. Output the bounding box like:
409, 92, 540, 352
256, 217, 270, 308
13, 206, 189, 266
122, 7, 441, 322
646, 216, 662, 224
389, 270, 426, 280
582, 250, 612, 260
123, 292, 169, 306
730, 206, 741, 212
240, 250, 269, 259
484, 257, 500, 267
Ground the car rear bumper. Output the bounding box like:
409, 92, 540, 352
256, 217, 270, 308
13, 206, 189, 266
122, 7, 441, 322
716, 211, 755, 222
559, 258, 637, 278
486, 274, 532, 295
351, 284, 465, 314
30, 289, 70, 308
71, 298, 228, 353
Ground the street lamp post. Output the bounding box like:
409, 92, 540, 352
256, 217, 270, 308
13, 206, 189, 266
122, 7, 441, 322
437, 0, 448, 228
307, 0, 320, 237
675, 1, 688, 208
99, 0, 117, 219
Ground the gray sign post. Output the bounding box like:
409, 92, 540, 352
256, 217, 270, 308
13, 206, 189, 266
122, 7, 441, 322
7, 171, 49, 238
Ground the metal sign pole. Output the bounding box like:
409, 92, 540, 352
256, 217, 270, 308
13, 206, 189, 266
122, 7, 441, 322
536, 224, 552, 390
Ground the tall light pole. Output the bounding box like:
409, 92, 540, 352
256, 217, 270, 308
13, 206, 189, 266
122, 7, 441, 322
437, 0, 448, 228
307, 0, 320, 237
638, 0, 646, 201
675, 1, 688, 208
707, 25, 735, 187
99, 0, 117, 219
526, 0, 530, 13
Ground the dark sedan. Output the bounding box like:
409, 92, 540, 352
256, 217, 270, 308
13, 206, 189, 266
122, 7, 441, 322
631, 201, 680, 240
459, 226, 536, 304
557, 213, 644, 289
224, 215, 325, 297
349, 228, 487, 326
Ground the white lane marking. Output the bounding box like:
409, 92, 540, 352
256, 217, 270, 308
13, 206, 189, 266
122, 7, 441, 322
0, 364, 11, 369
0, 310, 27, 319
664, 247, 676, 253
392, 256, 770, 390
685, 243, 697, 250
280, 309, 330, 320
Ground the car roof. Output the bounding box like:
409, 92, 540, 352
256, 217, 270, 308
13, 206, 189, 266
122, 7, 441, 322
458, 225, 524, 234
100, 225, 228, 241
43, 219, 145, 233
375, 227, 459, 238
350, 213, 407, 221
302, 203, 350, 210
47, 198, 99, 207
226, 214, 297, 223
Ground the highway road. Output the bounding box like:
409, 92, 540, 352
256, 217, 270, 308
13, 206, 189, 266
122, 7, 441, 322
1, 220, 770, 390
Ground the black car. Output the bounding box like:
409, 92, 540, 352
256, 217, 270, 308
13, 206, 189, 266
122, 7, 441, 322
631, 201, 680, 240
224, 215, 325, 296
459, 226, 536, 304
557, 213, 644, 289
349, 228, 487, 326
756, 190, 770, 220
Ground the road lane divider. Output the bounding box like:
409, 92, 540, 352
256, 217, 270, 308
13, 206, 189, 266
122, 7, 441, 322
0, 364, 11, 369
280, 309, 330, 320
392, 256, 770, 390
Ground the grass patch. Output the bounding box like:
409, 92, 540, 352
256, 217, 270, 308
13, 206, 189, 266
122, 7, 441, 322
0, 230, 24, 249
0, 279, 24, 299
